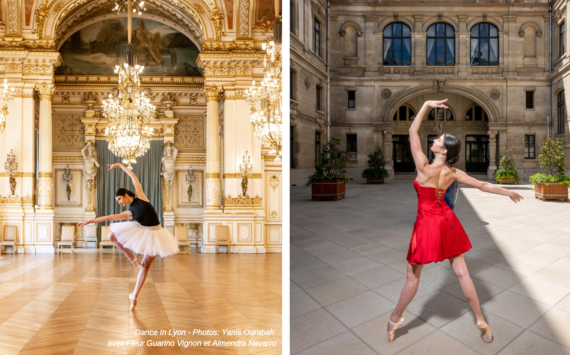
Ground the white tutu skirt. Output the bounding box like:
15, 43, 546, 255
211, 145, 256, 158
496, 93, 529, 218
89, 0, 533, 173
109, 221, 179, 258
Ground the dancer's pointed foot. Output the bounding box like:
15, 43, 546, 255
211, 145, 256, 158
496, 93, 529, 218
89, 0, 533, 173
387, 315, 405, 342
477, 320, 493, 343
129, 293, 137, 311
129, 255, 144, 271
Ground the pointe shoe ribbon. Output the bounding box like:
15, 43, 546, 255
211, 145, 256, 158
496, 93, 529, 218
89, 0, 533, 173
129, 256, 144, 271
477, 320, 493, 343
387, 316, 405, 342
129, 293, 137, 311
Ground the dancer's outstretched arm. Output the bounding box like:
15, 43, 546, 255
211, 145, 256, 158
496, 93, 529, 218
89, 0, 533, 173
107, 163, 149, 201
77, 210, 132, 227
455, 169, 523, 203
409, 99, 449, 173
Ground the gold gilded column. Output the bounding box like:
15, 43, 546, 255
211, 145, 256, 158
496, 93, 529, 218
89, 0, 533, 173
204, 85, 223, 210
35, 83, 55, 209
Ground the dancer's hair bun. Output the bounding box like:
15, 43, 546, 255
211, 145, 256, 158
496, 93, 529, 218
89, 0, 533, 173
115, 188, 135, 197
446, 155, 460, 166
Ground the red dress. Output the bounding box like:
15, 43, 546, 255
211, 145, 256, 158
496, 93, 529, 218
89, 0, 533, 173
406, 177, 472, 265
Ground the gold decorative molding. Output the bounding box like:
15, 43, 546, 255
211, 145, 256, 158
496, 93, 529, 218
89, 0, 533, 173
206, 173, 220, 179
0, 172, 35, 177
253, 20, 275, 35
0, 38, 58, 51
201, 41, 257, 53
176, 156, 206, 162
223, 173, 262, 179
53, 156, 83, 162
54, 75, 205, 86
210, 7, 225, 41
35, 83, 55, 101
270, 175, 280, 191
38, 172, 53, 178
54, 115, 85, 148
225, 90, 247, 100
0, 194, 34, 205
223, 194, 262, 205
35, 0, 49, 39
174, 116, 204, 148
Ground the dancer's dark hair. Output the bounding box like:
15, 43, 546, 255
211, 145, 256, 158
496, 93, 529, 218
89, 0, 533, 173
441, 133, 461, 167
115, 188, 135, 198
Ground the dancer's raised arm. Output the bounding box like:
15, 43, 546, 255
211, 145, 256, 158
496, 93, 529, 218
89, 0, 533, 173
409, 99, 449, 173
77, 210, 132, 227
107, 163, 149, 201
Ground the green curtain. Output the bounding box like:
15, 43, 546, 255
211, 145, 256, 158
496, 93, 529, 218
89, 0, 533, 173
95, 140, 164, 243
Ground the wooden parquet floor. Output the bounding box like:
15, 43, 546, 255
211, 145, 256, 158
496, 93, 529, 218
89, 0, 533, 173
0, 252, 282, 355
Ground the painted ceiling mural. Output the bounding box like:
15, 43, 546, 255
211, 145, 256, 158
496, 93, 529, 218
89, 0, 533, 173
224, 0, 234, 30
255, 0, 276, 25
55, 18, 202, 76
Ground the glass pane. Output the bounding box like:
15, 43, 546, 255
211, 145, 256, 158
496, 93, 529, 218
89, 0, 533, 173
394, 23, 402, 37
480, 136, 489, 141
471, 39, 478, 65
384, 24, 392, 37
479, 38, 488, 65
428, 25, 435, 37
427, 39, 435, 65
446, 38, 455, 65
490, 25, 497, 36
446, 24, 454, 37
394, 39, 402, 65
399, 106, 407, 120
466, 136, 476, 141
437, 39, 445, 65
465, 108, 472, 120
471, 24, 479, 37
437, 108, 445, 120
436, 23, 445, 36
384, 39, 392, 65
403, 39, 411, 65
404, 146, 411, 162
403, 24, 410, 37
475, 106, 482, 121
490, 38, 498, 65
428, 109, 435, 121
446, 110, 454, 121
409, 108, 415, 120
480, 23, 489, 37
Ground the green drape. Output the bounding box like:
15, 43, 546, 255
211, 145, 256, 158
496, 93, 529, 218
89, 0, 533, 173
95, 140, 164, 243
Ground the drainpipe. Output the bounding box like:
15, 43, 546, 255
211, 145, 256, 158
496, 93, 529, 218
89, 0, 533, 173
326, 0, 330, 141
549, 4, 553, 139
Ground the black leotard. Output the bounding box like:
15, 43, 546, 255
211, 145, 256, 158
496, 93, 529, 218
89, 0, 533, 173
129, 197, 161, 226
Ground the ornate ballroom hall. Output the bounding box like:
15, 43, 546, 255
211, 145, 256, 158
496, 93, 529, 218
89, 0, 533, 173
0, 0, 282, 353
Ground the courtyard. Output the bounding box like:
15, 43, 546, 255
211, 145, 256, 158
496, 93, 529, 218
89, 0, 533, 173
291, 177, 570, 355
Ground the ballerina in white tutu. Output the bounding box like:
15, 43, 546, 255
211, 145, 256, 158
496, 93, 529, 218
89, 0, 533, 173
78, 163, 179, 311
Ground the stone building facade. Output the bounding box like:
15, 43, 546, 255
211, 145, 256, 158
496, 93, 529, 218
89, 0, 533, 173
291, 0, 570, 184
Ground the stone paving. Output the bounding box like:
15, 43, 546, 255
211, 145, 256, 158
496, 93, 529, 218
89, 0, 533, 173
290, 178, 570, 355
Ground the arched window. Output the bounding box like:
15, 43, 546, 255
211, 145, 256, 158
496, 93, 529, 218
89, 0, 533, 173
465, 105, 489, 121
392, 105, 416, 120
558, 90, 565, 134
383, 23, 412, 66
470, 23, 499, 66
427, 108, 454, 121
427, 23, 455, 66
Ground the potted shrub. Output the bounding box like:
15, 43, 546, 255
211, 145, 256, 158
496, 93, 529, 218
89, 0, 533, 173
306, 137, 348, 201
361, 148, 389, 184
493, 148, 519, 184
529, 137, 570, 202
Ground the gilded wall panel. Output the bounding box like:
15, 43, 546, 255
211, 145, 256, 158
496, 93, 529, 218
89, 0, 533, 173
53, 115, 85, 150
174, 116, 205, 149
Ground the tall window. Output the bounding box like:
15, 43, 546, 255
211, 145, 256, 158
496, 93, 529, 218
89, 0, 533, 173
524, 135, 535, 159
427, 23, 455, 66
314, 18, 321, 57
560, 22, 565, 58
315, 132, 321, 166
465, 105, 489, 121
290, 70, 295, 100
346, 134, 357, 153
526, 91, 534, 109
291, 0, 295, 35
383, 22, 412, 66
348, 91, 355, 108
427, 108, 454, 121
392, 105, 416, 120
558, 90, 566, 134
427, 135, 437, 163
470, 23, 499, 66
290, 126, 295, 169
316, 86, 321, 111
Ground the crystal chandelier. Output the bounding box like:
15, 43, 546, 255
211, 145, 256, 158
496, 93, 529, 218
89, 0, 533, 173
113, 0, 146, 15
245, 40, 282, 160
0, 79, 15, 137
102, 0, 155, 170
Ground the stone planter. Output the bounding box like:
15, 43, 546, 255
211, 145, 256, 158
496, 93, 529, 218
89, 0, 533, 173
497, 178, 516, 184
311, 179, 346, 201
534, 183, 569, 202
366, 177, 385, 184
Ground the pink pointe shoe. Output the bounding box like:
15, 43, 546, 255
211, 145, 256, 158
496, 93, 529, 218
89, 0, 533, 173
129, 293, 137, 311
477, 320, 493, 343
387, 316, 405, 342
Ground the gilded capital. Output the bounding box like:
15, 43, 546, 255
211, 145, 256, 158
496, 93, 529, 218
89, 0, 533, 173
35, 83, 55, 101
204, 85, 223, 102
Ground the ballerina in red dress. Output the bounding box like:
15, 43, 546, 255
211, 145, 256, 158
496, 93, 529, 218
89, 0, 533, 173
387, 99, 523, 343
